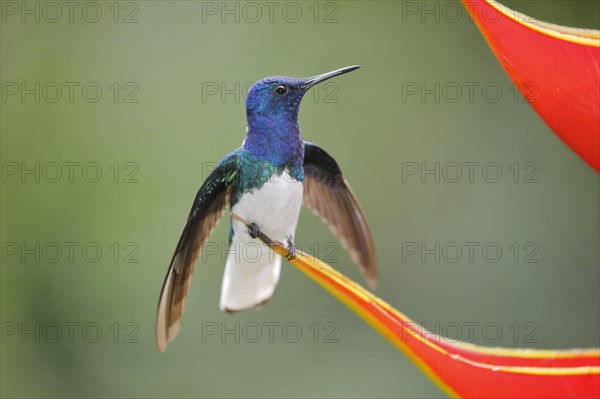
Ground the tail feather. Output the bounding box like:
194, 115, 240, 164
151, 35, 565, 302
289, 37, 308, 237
220, 239, 281, 312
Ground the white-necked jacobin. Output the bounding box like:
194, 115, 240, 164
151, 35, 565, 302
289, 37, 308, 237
156, 66, 376, 351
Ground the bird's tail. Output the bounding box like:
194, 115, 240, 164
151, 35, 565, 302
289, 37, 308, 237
219, 238, 281, 312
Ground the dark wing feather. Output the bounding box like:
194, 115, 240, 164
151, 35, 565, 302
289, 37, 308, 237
156, 152, 239, 352
303, 142, 376, 288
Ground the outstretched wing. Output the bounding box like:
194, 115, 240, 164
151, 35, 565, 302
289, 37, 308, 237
302, 142, 377, 288
156, 152, 239, 352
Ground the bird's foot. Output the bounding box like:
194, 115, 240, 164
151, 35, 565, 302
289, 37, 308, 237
248, 223, 260, 239
285, 238, 297, 260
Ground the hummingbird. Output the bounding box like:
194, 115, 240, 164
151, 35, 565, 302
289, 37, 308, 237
156, 65, 376, 352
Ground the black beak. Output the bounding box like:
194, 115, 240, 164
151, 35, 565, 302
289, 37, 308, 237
301, 65, 362, 89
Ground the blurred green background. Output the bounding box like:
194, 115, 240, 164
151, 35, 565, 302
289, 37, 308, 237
1, 1, 599, 397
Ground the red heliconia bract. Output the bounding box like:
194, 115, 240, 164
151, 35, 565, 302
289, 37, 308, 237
463, 0, 600, 171
276, 243, 600, 398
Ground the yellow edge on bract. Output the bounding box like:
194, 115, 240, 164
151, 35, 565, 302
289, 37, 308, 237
471, 0, 600, 47
449, 338, 600, 359
271, 244, 600, 380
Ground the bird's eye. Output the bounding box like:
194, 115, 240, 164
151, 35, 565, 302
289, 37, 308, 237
274, 84, 287, 96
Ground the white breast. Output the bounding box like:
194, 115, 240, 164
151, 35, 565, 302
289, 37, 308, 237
231, 170, 303, 242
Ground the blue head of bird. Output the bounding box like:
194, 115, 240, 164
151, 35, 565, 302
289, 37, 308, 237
243, 65, 361, 161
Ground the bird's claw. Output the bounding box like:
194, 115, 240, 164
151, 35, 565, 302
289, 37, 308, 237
248, 223, 260, 239
286, 239, 297, 260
